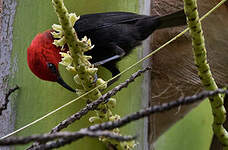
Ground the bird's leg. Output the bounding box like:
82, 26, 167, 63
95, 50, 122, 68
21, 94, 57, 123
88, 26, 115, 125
93, 44, 126, 67
93, 55, 120, 67
92, 73, 98, 84
91, 44, 124, 85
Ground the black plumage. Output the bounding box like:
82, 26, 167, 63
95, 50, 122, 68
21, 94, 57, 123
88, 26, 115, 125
73, 10, 186, 83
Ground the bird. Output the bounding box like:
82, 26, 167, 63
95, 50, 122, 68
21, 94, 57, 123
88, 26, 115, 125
27, 9, 186, 92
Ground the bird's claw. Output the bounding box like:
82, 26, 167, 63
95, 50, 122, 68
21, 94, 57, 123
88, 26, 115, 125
92, 73, 98, 84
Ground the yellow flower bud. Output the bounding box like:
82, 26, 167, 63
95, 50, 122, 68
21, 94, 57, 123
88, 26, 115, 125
96, 78, 107, 90
109, 114, 120, 121
107, 98, 116, 108
89, 116, 101, 123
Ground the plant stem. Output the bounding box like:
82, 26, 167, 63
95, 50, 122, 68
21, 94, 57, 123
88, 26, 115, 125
183, 0, 228, 147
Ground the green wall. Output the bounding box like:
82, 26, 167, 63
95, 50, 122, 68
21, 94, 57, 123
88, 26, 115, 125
10, 0, 148, 149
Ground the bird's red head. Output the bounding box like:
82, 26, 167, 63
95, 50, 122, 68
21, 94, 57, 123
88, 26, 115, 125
27, 30, 61, 82
27, 30, 75, 92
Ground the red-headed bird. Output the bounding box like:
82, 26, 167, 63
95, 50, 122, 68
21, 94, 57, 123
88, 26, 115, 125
27, 10, 186, 92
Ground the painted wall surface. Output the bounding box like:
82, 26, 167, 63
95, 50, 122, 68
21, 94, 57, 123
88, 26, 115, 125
2, 0, 150, 150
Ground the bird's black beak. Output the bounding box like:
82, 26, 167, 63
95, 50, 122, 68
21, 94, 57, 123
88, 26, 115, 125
57, 75, 76, 93
47, 63, 76, 93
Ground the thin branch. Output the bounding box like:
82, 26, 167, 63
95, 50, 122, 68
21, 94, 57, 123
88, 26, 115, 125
30, 88, 228, 150
0, 130, 135, 146
51, 67, 151, 133
26, 67, 151, 150
29, 130, 135, 150
0, 86, 19, 116
89, 89, 228, 131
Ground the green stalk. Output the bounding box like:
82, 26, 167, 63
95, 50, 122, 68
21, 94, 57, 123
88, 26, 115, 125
183, 0, 228, 148
51, 0, 105, 124
51, 0, 135, 149
52, 0, 80, 65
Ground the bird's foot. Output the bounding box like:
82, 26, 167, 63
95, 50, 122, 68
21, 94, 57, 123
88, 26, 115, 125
92, 73, 98, 84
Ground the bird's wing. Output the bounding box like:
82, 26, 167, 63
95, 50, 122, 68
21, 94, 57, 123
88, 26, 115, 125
74, 12, 148, 33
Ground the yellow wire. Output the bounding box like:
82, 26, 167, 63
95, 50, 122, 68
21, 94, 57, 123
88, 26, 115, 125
0, 0, 226, 140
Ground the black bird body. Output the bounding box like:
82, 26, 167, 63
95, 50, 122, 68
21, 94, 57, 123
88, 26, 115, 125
73, 10, 186, 79
27, 10, 187, 92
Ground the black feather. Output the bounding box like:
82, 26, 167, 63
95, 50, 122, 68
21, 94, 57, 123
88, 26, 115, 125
72, 10, 186, 81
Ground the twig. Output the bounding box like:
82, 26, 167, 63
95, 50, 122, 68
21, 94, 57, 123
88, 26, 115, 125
0, 130, 135, 146
89, 89, 228, 131
31, 88, 228, 150
26, 67, 151, 150
51, 67, 151, 133
0, 85, 19, 116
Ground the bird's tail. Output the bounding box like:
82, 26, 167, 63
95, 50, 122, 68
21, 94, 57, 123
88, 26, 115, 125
156, 9, 187, 29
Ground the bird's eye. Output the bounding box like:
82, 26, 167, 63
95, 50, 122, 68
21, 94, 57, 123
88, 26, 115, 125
47, 63, 57, 73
